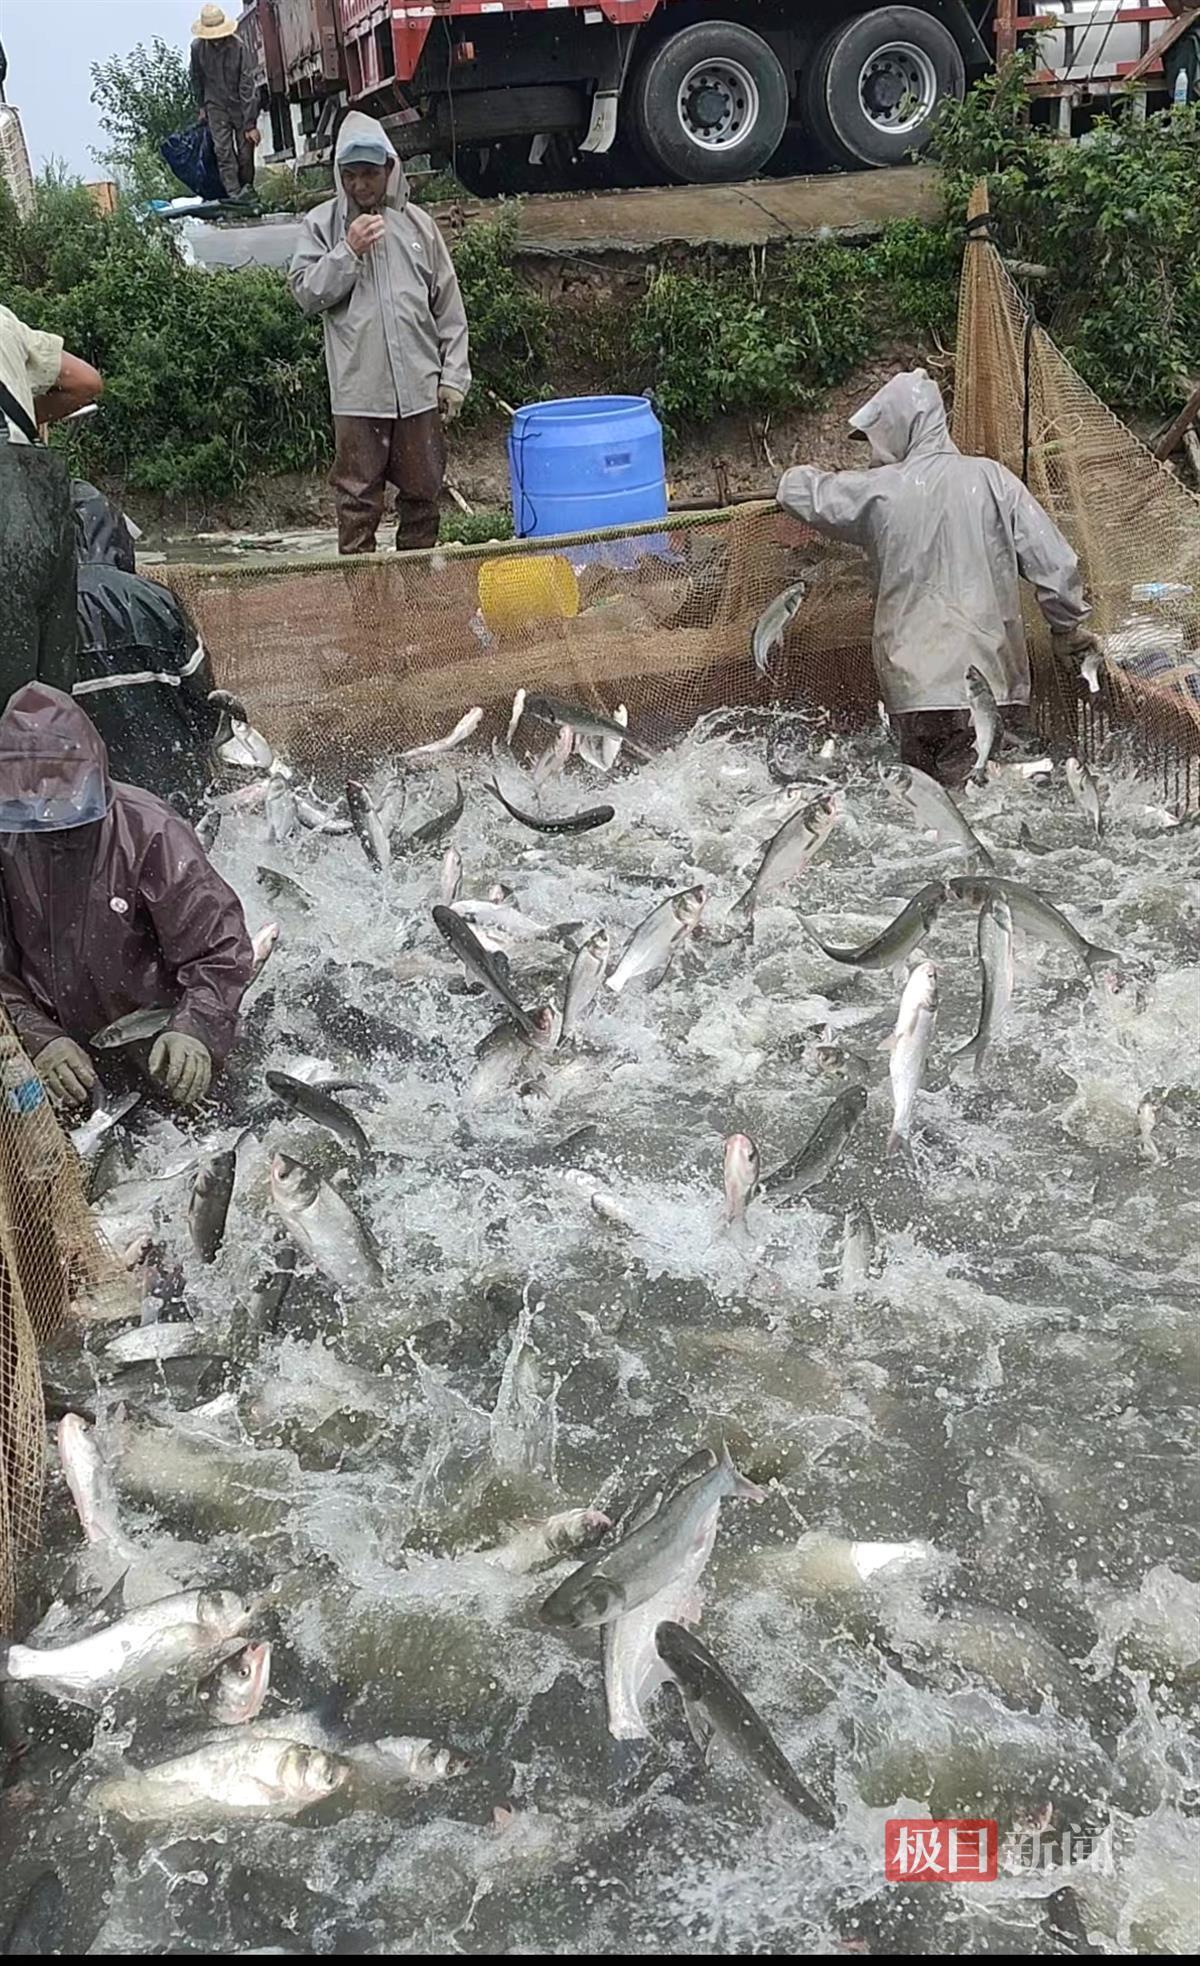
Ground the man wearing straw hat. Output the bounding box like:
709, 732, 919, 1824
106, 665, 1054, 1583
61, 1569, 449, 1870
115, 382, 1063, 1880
190, 5, 260, 204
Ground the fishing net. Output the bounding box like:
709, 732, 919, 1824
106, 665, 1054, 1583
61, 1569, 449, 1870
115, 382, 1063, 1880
161, 505, 878, 779
955, 181, 1200, 812
0, 1010, 136, 1630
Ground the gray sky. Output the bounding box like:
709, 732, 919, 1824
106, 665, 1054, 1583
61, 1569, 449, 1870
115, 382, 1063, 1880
3, 1, 201, 177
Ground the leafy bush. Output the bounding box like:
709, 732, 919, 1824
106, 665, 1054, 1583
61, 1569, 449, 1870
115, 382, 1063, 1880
449, 211, 551, 416
90, 38, 196, 202
932, 58, 1200, 413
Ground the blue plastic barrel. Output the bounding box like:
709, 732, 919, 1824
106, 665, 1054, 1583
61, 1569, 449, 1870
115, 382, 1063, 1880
508, 396, 667, 540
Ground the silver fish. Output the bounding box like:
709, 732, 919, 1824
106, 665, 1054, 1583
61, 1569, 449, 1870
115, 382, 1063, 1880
735, 789, 842, 919
346, 780, 390, 872
752, 579, 808, 677
188, 1147, 236, 1264
946, 874, 1122, 987
485, 1507, 612, 1576
883, 764, 994, 866
1081, 647, 1103, 694
266, 1070, 370, 1158
217, 719, 274, 771
506, 688, 526, 748
103, 1321, 217, 1364
887, 960, 938, 1155
603, 1450, 721, 1741
269, 1153, 384, 1294
606, 886, 707, 994
264, 774, 299, 843
722, 1133, 759, 1239
655, 1620, 835, 1826
198, 1640, 272, 1726
560, 927, 609, 1042
801, 881, 946, 969
525, 691, 651, 762
1065, 756, 1103, 838
402, 707, 483, 758
0, 1589, 250, 1706
432, 903, 541, 1038
439, 844, 463, 903
93, 1734, 348, 1825
91, 1006, 173, 1050
250, 922, 280, 978
540, 1442, 764, 1629
403, 777, 464, 850
839, 1201, 881, 1291
70, 1090, 140, 1160
345, 1736, 469, 1791
760, 1084, 867, 1199
195, 807, 222, 853
965, 665, 1001, 775
953, 896, 1014, 1075
57, 1414, 136, 1560
257, 865, 315, 911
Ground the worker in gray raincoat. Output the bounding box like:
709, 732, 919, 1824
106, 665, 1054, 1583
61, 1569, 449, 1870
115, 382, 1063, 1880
777, 370, 1095, 784
289, 112, 471, 555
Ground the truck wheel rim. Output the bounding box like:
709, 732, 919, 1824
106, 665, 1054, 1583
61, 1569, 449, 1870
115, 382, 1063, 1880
676, 59, 760, 150
856, 43, 939, 136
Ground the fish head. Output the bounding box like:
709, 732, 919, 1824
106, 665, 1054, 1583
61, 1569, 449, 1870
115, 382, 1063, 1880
540, 1574, 625, 1628
816, 788, 845, 825
908, 960, 939, 1010
280, 1744, 349, 1805
196, 1589, 252, 1640
526, 1006, 558, 1049
546, 1508, 612, 1557
270, 1153, 319, 1209
201, 1640, 272, 1724
587, 927, 610, 961
653, 1620, 705, 1691
674, 886, 707, 929
723, 1133, 760, 1195
57, 1412, 92, 1461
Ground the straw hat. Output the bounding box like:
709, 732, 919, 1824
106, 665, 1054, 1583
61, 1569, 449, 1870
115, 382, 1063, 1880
192, 5, 238, 38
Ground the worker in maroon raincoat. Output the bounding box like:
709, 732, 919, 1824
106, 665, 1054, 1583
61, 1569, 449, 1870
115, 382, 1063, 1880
0, 684, 253, 1109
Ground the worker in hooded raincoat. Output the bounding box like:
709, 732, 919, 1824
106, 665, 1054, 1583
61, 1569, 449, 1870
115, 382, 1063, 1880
777, 369, 1096, 784
72, 480, 221, 816
289, 111, 471, 555
0, 685, 253, 1110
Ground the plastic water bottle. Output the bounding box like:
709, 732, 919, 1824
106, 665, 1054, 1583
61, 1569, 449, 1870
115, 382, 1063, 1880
1, 1037, 67, 1183
1174, 65, 1190, 109
1131, 582, 1193, 603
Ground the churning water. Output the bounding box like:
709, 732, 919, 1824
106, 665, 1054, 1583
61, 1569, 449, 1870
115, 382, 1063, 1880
3, 710, 1198, 1954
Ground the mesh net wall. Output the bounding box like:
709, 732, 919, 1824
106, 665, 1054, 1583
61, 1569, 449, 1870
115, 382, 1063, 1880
955, 182, 1200, 812
163, 506, 879, 779
1, 1012, 135, 1630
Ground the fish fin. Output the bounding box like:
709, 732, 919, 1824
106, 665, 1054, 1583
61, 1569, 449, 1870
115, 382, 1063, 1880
682, 1694, 716, 1764
718, 1438, 766, 1502
877, 1033, 897, 1054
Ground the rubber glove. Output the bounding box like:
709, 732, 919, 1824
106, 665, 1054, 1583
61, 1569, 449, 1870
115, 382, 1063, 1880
1051, 625, 1099, 662
437, 385, 465, 422
35, 1036, 97, 1108
149, 1031, 212, 1107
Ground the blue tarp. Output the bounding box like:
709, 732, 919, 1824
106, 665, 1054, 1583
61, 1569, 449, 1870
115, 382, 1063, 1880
160, 124, 225, 203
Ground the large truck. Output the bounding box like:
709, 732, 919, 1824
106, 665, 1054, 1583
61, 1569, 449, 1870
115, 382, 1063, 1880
238, 1, 1179, 190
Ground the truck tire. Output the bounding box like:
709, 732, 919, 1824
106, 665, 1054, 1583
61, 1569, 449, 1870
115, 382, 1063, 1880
804, 8, 965, 170
629, 21, 789, 184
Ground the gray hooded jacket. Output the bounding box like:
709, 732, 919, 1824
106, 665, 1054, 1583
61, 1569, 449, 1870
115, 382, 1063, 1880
777, 370, 1088, 713
289, 112, 470, 420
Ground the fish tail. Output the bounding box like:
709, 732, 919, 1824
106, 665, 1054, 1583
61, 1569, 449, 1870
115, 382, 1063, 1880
719, 1439, 766, 1502
885, 1126, 908, 1158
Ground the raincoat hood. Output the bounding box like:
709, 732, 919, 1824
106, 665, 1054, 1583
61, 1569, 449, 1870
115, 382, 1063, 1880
335, 113, 408, 217
72, 479, 137, 572
0, 683, 113, 832
848, 368, 955, 467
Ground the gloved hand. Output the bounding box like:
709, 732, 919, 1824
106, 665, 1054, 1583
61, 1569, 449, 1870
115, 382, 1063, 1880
148, 1032, 212, 1107
437, 385, 465, 423
1051, 625, 1100, 662
35, 1037, 97, 1108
